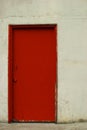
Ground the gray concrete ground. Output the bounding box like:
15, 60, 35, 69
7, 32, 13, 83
0, 123, 87, 130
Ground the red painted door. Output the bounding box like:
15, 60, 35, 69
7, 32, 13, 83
9, 25, 57, 122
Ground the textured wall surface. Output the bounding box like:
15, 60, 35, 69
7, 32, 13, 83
0, 0, 87, 123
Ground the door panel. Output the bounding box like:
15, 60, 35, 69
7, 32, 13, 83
9, 25, 57, 122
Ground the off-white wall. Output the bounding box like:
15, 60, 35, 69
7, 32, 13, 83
0, 0, 87, 123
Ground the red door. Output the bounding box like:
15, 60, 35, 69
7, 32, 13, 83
8, 25, 57, 123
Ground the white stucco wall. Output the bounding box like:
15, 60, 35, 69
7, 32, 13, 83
0, 0, 87, 123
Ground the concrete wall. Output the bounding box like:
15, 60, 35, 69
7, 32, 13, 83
0, 0, 87, 123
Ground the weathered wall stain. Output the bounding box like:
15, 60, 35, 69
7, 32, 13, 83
64, 60, 87, 65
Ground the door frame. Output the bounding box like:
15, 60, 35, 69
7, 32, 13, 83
8, 24, 58, 123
